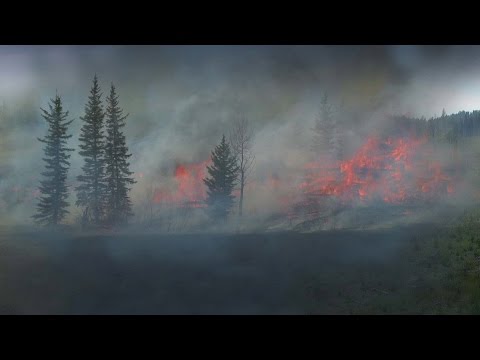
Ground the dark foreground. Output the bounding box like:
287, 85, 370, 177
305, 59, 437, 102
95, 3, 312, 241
0, 223, 467, 314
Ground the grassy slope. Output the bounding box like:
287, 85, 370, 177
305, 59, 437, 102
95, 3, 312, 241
1, 210, 480, 314
311, 209, 480, 314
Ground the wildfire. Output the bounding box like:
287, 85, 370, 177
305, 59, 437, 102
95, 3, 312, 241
145, 136, 456, 217
300, 136, 455, 205
153, 161, 210, 208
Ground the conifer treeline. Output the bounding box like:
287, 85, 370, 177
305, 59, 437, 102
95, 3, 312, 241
391, 110, 480, 143
33, 76, 135, 228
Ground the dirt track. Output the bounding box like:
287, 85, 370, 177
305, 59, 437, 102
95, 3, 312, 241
0, 224, 440, 314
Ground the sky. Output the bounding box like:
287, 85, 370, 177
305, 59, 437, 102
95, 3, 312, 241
2, 45, 480, 118
2, 45, 480, 224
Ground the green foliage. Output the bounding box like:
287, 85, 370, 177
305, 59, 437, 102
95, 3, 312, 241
392, 110, 480, 141
203, 135, 239, 221
294, 209, 480, 314
104, 84, 136, 226
32, 94, 74, 226
377, 210, 480, 314
75, 75, 107, 226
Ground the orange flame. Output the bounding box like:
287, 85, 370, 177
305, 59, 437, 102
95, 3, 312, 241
153, 161, 210, 208
300, 136, 454, 205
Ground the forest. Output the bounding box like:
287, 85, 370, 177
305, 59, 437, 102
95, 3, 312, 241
2, 84, 480, 233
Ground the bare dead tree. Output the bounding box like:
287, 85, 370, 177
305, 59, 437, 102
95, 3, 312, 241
140, 181, 156, 227
230, 111, 255, 218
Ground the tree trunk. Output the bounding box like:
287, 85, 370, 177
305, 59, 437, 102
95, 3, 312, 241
239, 172, 244, 217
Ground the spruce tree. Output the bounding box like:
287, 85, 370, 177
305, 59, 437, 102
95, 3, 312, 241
32, 93, 74, 226
311, 93, 343, 161
104, 84, 136, 225
312, 93, 334, 154
203, 135, 239, 221
76, 75, 106, 226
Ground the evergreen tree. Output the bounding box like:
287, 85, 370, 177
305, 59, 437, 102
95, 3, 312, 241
311, 93, 333, 154
75, 75, 106, 226
104, 84, 136, 225
203, 135, 239, 221
331, 124, 344, 161
311, 93, 343, 161
32, 93, 74, 226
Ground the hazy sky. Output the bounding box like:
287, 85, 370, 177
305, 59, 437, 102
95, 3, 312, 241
2, 45, 480, 118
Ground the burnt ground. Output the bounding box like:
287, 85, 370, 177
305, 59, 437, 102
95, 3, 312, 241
0, 223, 454, 315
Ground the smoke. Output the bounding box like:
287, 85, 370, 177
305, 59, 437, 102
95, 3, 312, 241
2, 45, 480, 227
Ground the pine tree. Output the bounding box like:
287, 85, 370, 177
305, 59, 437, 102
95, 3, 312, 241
76, 75, 106, 226
311, 93, 342, 160
32, 93, 74, 226
203, 135, 239, 221
331, 124, 344, 161
104, 84, 136, 225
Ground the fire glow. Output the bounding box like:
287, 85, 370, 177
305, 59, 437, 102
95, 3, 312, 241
147, 136, 456, 214
300, 136, 455, 204
153, 161, 210, 208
